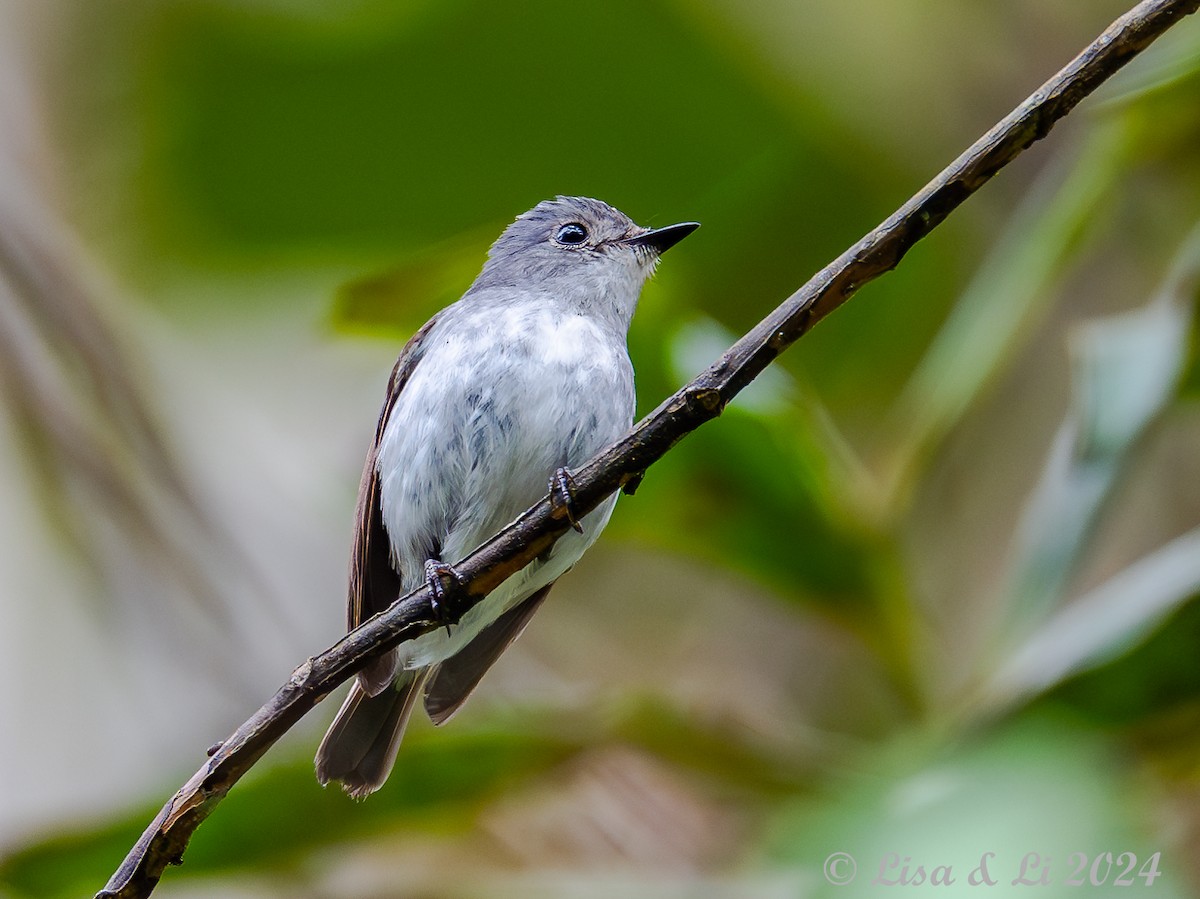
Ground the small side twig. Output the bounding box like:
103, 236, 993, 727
97, 2, 1199, 896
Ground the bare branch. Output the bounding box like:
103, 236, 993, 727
97, 1, 1200, 896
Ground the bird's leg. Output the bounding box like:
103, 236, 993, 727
423, 559, 464, 637
549, 466, 585, 534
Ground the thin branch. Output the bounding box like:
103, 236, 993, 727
96, 1, 1200, 896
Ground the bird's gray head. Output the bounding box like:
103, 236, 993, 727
470, 196, 698, 328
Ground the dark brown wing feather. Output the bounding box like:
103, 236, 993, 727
423, 582, 555, 725
348, 313, 442, 632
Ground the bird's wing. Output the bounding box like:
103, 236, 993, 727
348, 313, 443, 633
423, 582, 555, 725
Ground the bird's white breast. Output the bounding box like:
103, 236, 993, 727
374, 300, 634, 668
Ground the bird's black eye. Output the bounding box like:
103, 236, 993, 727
555, 222, 588, 245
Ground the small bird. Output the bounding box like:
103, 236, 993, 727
315, 196, 698, 797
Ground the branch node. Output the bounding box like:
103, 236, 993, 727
621, 471, 646, 495
289, 659, 314, 686
688, 386, 724, 415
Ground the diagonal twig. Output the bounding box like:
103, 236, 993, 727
97, 1, 1200, 895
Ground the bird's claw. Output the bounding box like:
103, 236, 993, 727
550, 466, 585, 534
424, 559, 463, 637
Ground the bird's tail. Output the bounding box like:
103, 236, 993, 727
314, 669, 429, 798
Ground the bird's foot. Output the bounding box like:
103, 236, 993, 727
549, 466, 585, 534
423, 559, 464, 637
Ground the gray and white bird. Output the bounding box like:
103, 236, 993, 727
315, 196, 698, 797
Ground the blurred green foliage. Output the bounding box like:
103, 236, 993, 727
4, 0, 1200, 897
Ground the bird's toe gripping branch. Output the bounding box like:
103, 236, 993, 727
423, 559, 465, 637
549, 466, 585, 534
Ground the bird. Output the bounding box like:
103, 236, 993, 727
314, 196, 698, 797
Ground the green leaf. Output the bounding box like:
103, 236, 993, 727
988, 527, 1200, 706
995, 223, 1200, 640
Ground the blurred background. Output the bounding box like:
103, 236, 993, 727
2, 0, 1200, 896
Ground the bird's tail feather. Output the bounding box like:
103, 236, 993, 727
314, 668, 429, 798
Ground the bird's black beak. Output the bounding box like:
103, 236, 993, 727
623, 221, 700, 255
